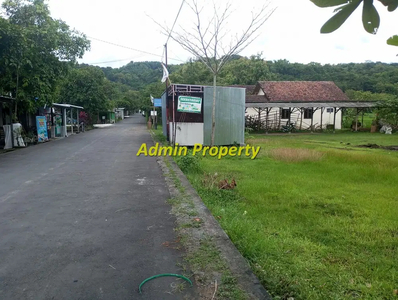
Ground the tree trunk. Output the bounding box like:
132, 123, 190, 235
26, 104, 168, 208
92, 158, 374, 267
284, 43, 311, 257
211, 74, 217, 146
14, 67, 19, 121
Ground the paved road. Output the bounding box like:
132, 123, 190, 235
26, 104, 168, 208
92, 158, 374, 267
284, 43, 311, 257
0, 116, 195, 299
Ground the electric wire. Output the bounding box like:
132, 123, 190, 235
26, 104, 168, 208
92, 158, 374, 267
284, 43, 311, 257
166, 0, 185, 45
87, 36, 185, 62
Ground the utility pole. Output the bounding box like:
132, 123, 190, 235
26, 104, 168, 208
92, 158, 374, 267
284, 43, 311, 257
165, 43, 174, 143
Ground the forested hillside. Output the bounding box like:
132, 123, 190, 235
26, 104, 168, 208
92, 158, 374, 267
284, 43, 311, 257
102, 56, 398, 98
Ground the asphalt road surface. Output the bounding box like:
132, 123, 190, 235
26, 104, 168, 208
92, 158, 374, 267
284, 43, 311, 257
0, 116, 195, 299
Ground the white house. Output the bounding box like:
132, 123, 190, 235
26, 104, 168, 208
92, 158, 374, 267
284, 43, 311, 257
243, 81, 350, 131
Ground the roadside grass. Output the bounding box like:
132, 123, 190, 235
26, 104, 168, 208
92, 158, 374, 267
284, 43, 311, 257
151, 127, 250, 299
182, 132, 398, 300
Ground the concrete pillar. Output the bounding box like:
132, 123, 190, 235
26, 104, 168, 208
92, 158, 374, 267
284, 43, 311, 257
70, 108, 73, 135
63, 108, 67, 137
77, 109, 80, 133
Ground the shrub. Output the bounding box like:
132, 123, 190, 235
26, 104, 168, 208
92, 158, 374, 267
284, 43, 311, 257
175, 149, 201, 173
245, 115, 262, 131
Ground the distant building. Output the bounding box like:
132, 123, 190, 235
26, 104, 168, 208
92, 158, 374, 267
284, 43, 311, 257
244, 81, 351, 131
115, 108, 125, 120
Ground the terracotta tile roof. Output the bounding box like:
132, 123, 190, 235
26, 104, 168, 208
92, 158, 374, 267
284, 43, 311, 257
257, 81, 349, 102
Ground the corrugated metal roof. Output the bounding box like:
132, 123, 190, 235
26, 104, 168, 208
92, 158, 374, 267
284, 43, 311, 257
53, 103, 84, 109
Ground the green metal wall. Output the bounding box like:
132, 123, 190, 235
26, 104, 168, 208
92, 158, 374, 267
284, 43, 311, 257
203, 86, 245, 146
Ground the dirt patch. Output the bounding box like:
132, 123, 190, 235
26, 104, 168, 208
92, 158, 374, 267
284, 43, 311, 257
358, 144, 398, 151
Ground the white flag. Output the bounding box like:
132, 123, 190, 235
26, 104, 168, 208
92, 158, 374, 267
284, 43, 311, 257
161, 63, 169, 83
150, 95, 154, 104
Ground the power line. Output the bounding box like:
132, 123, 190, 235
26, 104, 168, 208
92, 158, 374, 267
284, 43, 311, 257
87, 36, 185, 62
86, 56, 146, 65
166, 0, 185, 45
86, 47, 164, 65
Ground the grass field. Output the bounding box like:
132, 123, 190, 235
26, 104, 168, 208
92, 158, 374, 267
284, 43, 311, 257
178, 132, 398, 299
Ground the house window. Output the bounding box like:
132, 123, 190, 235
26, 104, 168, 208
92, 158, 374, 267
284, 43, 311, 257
281, 109, 290, 119
326, 108, 333, 113
304, 108, 313, 119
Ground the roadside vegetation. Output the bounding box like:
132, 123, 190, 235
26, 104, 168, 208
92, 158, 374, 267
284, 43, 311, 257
177, 132, 398, 299
151, 128, 251, 299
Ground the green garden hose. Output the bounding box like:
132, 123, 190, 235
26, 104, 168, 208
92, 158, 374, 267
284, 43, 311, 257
138, 273, 193, 294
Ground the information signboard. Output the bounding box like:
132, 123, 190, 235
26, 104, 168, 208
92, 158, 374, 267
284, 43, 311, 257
177, 96, 202, 113
154, 98, 162, 107
36, 116, 48, 142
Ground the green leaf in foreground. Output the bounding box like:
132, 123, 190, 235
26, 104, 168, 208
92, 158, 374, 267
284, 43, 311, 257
321, 0, 362, 33
362, 0, 380, 34
311, 0, 350, 7
387, 35, 398, 46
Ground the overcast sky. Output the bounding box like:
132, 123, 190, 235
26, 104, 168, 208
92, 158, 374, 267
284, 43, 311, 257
48, 0, 398, 68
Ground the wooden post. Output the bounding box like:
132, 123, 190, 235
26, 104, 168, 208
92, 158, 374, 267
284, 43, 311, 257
265, 108, 270, 134
320, 107, 324, 132
258, 108, 261, 131
361, 110, 364, 128
278, 108, 281, 129
299, 108, 303, 130
310, 108, 314, 132
333, 107, 337, 133
355, 108, 359, 132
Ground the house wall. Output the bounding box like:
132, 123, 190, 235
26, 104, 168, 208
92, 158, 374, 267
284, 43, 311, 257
246, 107, 342, 130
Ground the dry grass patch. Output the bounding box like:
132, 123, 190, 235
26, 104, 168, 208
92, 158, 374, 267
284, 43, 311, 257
269, 148, 324, 162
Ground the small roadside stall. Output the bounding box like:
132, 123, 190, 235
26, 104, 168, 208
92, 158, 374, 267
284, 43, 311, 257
115, 108, 125, 120
52, 103, 84, 138
99, 111, 116, 124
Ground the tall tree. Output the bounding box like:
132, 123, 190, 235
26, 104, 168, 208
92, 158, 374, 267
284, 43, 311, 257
162, 0, 275, 145
59, 66, 111, 122
0, 0, 90, 117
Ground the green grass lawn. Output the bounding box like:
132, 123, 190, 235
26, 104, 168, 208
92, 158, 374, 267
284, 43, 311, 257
181, 132, 398, 300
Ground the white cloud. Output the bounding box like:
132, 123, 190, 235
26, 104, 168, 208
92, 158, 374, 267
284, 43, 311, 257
48, 0, 398, 68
